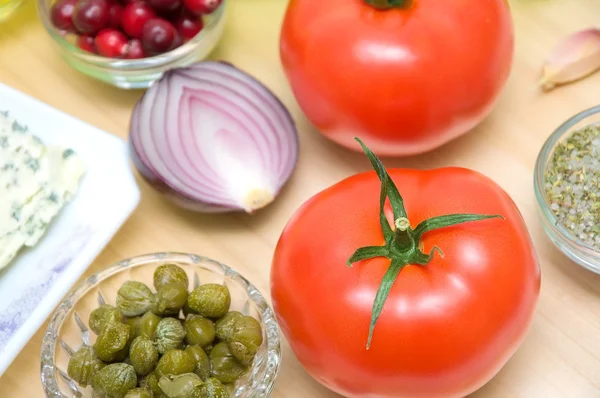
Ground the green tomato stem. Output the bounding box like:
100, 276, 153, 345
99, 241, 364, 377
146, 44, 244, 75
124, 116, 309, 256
349, 138, 504, 350
365, 0, 412, 10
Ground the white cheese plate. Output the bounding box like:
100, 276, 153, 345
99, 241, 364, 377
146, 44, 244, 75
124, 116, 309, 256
0, 83, 140, 376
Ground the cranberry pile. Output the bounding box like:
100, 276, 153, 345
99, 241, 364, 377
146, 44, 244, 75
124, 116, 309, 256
49, 0, 221, 58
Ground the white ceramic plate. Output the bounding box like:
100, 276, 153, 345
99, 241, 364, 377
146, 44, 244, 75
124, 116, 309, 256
0, 83, 140, 376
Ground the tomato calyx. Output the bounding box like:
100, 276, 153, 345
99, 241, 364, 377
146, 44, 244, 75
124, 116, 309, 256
347, 138, 505, 350
364, 0, 412, 10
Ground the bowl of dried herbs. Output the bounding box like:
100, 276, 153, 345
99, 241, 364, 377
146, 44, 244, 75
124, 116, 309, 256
535, 105, 600, 273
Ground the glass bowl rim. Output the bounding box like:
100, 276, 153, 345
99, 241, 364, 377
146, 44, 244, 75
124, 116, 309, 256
40, 251, 282, 397
35, 0, 226, 69
534, 104, 600, 259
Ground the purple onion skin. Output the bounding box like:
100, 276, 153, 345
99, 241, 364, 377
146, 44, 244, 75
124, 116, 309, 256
128, 138, 236, 213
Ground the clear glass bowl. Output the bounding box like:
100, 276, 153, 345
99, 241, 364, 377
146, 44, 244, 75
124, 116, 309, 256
534, 105, 600, 273
40, 252, 281, 397
35, 0, 226, 89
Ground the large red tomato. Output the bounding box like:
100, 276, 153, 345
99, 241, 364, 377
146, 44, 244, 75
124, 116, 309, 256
280, 0, 514, 156
270, 141, 540, 397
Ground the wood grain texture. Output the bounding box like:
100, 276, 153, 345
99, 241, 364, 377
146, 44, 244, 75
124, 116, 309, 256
2, 0, 600, 397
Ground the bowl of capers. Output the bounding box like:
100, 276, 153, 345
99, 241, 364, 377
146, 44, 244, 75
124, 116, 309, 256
40, 253, 281, 397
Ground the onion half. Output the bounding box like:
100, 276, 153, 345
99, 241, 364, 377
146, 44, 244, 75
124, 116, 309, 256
129, 61, 299, 213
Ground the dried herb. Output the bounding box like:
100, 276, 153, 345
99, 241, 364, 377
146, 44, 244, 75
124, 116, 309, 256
545, 124, 600, 247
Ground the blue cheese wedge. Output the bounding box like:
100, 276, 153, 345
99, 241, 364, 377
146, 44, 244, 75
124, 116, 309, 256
0, 111, 85, 269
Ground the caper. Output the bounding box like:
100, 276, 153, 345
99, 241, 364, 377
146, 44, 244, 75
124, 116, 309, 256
152, 283, 188, 316
92, 363, 137, 398
125, 387, 154, 398
138, 311, 162, 338
94, 315, 131, 362
130, 336, 159, 376
198, 377, 229, 398
187, 284, 230, 319
228, 316, 263, 365
127, 316, 141, 342
67, 346, 106, 387
185, 345, 210, 381
140, 372, 164, 397
155, 349, 196, 379
185, 315, 215, 347
117, 281, 155, 317
89, 305, 124, 335
154, 264, 189, 291
208, 342, 247, 384
155, 317, 186, 354
158, 373, 203, 398
214, 312, 243, 342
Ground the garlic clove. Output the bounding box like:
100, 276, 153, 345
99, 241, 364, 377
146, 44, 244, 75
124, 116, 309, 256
541, 28, 600, 91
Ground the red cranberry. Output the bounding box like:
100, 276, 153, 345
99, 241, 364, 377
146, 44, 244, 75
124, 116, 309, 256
76, 34, 96, 52
124, 38, 146, 58
95, 28, 128, 57
50, 0, 78, 31
174, 13, 202, 41
182, 0, 220, 16
147, 0, 180, 12
108, 2, 123, 28
121, 1, 156, 38
73, 0, 110, 35
141, 18, 178, 55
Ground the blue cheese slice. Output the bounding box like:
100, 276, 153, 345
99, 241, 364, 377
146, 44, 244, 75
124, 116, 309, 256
0, 111, 85, 269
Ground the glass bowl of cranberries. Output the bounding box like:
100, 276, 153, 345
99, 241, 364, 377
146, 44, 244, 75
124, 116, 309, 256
37, 0, 225, 88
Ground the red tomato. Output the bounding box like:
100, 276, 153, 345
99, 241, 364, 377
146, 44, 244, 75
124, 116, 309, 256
271, 148, 540, 397
280, 0, 514, 156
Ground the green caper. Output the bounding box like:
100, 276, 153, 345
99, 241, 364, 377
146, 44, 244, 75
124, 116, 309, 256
228, 316, 263, 365
214, 312, 243, 342
185, 315, 215, 347
155, 318, 186, 354
117, 281, 155, 317
155, 349, 196, 379
187, 284, 230, 319
92, 363, 137, 398
125, 387, 154, 398
127, 316, 141, 342
198, 378, 229, 398
158, 373, 203, 398
140, 372, 164, 397
94, 315, 131, 362
89, 305, 124, 335
152, 283, 188, 316
67, 346, 106, 387
208, 342, 247, 384
138, 311, 162, 338
154, 264, 189, 291
130, 336, 159, 376
184, 345, 210, 381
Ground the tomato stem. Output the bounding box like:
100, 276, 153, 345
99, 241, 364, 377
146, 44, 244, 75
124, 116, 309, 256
392, 217, 414, 253
365, 0, 412, 10
348, 138, 504, 350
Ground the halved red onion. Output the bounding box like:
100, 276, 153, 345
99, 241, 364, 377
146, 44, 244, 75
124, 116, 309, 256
129, 61, 299, 213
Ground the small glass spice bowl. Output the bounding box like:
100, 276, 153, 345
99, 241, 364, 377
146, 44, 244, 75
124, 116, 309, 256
534, 105, 600, 273
35, 0, 226, 89
40, 252, 281, 397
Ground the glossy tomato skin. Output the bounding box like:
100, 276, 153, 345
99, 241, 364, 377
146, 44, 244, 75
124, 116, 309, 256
271, 168, 540, 398
280, 0, 514, 156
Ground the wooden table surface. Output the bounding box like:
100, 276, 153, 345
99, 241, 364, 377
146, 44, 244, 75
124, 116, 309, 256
2, 0, 600, 397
